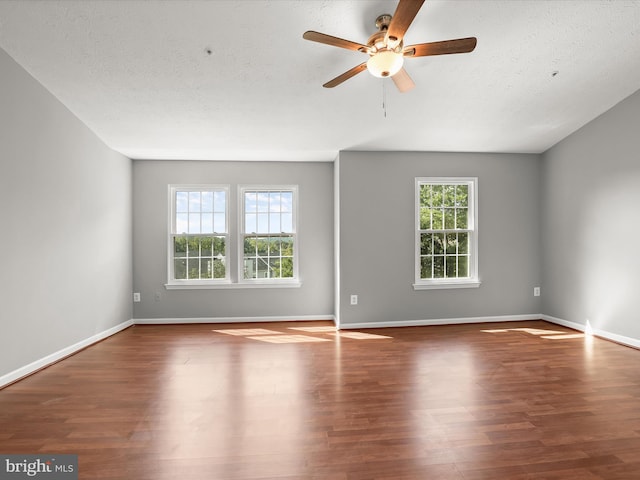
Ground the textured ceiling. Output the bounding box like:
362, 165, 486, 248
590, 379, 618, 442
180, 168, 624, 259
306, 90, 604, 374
0, 0, 639, 162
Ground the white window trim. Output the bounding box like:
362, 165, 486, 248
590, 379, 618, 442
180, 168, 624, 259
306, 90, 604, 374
166, 184, 231, 287
413, 177, 481, 290
238, 185, 300, 286
165, 282, 301, 290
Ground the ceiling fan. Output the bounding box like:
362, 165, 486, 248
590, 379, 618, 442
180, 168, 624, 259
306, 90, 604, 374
302, 0, 477, 93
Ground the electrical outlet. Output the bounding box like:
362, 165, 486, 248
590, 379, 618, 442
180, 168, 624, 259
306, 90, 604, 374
350, 295, 358, 305
534, 287, 541, 297
133, 292, 141, 303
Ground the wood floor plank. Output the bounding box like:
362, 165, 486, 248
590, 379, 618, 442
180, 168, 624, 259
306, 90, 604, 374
1, 320, 640, 479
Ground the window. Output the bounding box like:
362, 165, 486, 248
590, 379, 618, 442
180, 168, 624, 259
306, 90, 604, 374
240, 186, 298, 282
414, 177, 480, 289
168, 185, 229, 285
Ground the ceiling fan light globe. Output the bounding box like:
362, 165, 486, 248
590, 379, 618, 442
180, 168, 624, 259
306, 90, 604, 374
366, 50, 404, 78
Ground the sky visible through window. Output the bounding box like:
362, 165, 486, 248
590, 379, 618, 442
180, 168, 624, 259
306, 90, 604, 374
244, 191, 293, 234
175, 190, 226, 234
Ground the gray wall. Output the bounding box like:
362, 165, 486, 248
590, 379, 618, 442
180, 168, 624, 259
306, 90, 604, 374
541, 89, 640, 340
0, 48, 132, 378
132, 160, 334, 319
337, 151, 542, 326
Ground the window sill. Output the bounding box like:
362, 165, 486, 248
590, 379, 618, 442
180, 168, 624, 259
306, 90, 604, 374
413, 280, 481, 291
165, 281, 302, 290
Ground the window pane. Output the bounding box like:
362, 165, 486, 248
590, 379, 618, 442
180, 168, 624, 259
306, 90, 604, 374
188, 213, 200, 233
269, 192, 281, 212
213, 237, 225, 256
269, 213, 281, 233
420, 184, 432, 208
281, 237, 294, 256
421, 257, 432, 279
281, 213, 293, 233
214, 213, 225, 233
187, 258, 199, 279
213, 258, 225, 279
270, 237, 281, 256
201, 191, 214, 212
187, 237, 200, 257
446, 255, 457, 277
444, 208, 455, 229
458, 256, 469, 277
420, 233, 432, 255
456, 185, 468, 207
201, 237, 212, 257
456, 208, 468, 229
239, 189, 296, 281
201, 214, 213, 234
256, 256, 269, 278
269, 258, 280, 278
420, 207, 431, 230
245, 192, 257, 213
445, 233, 457, 254
415, 179, 475, 285
171, 187, 229, 282
243, 258, 256, 279
257, 213, 269, 233
256, 192, 269, 212
280, 257, 294, 278
174, 259, 187, 279
214, 191, 226, 212
432, 185, 443, 206
176, 213, 188, 234
176, 192, 189, 212
245, 213, 257, 233
444, 185, 456, 206
244, 237, 256, 255
432, 209, 443, 230
281, 191, 293, 212
433, 233, 444, 255
257, 237, 268, 256
433, 256, 445, 278
458, 233, 469, 254
200, 258, 212, 279
174, 237, 187, 257
189, 192, 201, 212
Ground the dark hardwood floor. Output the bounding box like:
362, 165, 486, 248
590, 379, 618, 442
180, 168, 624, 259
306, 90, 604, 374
1, 320, 640, 479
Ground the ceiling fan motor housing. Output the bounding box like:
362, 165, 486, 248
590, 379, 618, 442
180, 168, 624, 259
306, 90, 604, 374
302, 0, 477, 92
366, 14, 404, 77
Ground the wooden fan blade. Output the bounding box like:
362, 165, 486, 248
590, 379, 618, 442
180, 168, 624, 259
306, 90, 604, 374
392, 67, 415, 93
323, 62, 368, 88
404, 37, 477, 57
386, 0, 426, 43
303, 31, 369, 52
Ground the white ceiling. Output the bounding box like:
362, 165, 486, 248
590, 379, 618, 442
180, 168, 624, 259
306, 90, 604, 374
1, 0, 639, 162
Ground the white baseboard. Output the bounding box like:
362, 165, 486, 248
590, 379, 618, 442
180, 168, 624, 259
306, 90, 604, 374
0, 319, 134, 389
340, 314, 541, 330
134, 314, 336, 325
542, 314, 640, 350
5, 313, 636, 390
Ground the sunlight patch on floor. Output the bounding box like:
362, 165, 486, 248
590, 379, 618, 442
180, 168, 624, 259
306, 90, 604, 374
212, 328, 280, 336
247, 335, 331, 343
211, 327, 393, 343
332, 332, 392, 340
288, 326, 337, 333
482, 327, 584, 341
541, 333, 585, 340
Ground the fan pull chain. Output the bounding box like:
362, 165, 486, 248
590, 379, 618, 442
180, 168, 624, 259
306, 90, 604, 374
382, 79, 387, 118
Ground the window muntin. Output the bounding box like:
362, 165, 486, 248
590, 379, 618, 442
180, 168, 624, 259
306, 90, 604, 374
169, 186, 229, 283
241, 187, 297, 281
415, 178, 478, 288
